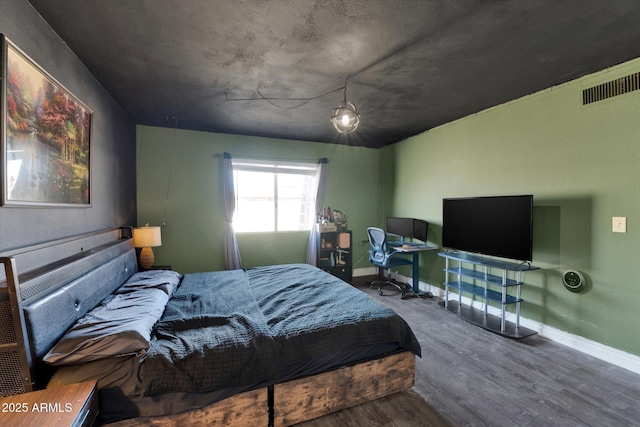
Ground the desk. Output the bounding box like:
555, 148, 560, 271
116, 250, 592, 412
391, 244, 439, 295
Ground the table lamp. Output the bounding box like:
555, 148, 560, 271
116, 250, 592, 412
133, 224, 162, 269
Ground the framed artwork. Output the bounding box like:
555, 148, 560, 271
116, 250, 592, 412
1, 34, 92, 207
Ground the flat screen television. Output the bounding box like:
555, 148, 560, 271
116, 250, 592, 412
387, 217, 429, 242
442, 195, 533, 261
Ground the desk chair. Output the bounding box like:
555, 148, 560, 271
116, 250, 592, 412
367, 227, 414, 298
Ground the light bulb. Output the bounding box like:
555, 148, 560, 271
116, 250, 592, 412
331, 101, 360, 133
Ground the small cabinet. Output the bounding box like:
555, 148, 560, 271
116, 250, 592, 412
318, 229, 352, 283
438, 251, 539, 338
0, 380, 98, 427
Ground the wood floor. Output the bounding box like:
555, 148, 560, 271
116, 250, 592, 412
296, 277, 640, 427
295, 389, 451, 427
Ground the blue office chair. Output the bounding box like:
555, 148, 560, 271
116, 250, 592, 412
367, 227, 414, 298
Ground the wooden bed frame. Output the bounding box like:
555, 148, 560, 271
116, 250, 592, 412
108, 352, 415, 427
0, 228, 416, 426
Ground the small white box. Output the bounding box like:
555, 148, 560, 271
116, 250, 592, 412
318, 223, 337, 232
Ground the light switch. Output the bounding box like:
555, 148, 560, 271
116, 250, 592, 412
612, 216, 627, 233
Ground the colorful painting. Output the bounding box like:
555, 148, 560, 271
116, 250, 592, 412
2, 35, 92, 206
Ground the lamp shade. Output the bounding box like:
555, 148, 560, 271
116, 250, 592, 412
133, 226, 162, 248
331, 101, 360, 134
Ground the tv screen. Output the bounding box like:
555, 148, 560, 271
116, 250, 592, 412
387, 217, 429, 242
442, 195, 533, 261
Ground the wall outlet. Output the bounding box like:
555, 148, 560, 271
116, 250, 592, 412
612, 216, 627, 233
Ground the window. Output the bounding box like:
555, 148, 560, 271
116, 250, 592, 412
232, 159, 319, 232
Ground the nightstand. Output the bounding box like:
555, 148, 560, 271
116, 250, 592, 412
0, 381, 98, 427
139, 264, 172, 271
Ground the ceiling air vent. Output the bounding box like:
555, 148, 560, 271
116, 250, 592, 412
582, 71, 640, 105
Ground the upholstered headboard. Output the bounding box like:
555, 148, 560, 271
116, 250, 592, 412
23, 244, 137, 359
0, 228, 137, 395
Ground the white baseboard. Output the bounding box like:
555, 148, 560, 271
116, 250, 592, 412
353, 268, 640, 376
353, 267, 378, 277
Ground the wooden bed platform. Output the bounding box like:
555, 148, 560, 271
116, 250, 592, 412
107, 388, 268, 427
274, 351, 415, 426
108, 351, 415, 427
1, 228, 416, 427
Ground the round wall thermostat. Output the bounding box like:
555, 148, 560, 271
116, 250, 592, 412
562, 270, 586, 292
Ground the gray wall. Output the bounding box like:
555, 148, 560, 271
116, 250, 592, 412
0, 0, 136, 252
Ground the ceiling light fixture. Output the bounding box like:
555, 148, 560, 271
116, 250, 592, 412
330, 86, 360, 134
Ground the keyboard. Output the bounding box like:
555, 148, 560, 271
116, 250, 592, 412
389, 241, 423, 247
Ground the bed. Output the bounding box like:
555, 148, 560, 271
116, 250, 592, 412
0, 228, 421, 426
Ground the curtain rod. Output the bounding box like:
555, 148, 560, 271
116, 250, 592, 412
214, 153, 329, 163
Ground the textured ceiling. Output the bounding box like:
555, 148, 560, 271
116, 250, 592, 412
27, 0, 640, 148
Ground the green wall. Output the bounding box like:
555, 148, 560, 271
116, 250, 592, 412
137, 126, 382, 273
390, 58, 640, 357
137, 56, 640, 358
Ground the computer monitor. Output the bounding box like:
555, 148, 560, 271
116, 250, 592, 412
386, 217, 429, 242
412, 219, 428, 242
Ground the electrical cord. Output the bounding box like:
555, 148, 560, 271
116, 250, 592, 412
221, 83, 348, 110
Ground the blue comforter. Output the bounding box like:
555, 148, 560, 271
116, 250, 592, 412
138, 264, 421, 395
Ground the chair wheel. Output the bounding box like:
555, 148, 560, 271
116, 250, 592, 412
378, 290, 384, 296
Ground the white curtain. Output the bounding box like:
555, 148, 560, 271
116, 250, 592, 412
306, 158, 329, 265
222, 152, 242, 270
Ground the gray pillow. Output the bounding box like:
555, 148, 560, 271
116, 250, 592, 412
115, 270, 182, 296
43, 288, 169, 366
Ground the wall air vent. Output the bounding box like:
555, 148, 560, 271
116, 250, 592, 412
582, 71, 640, 105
